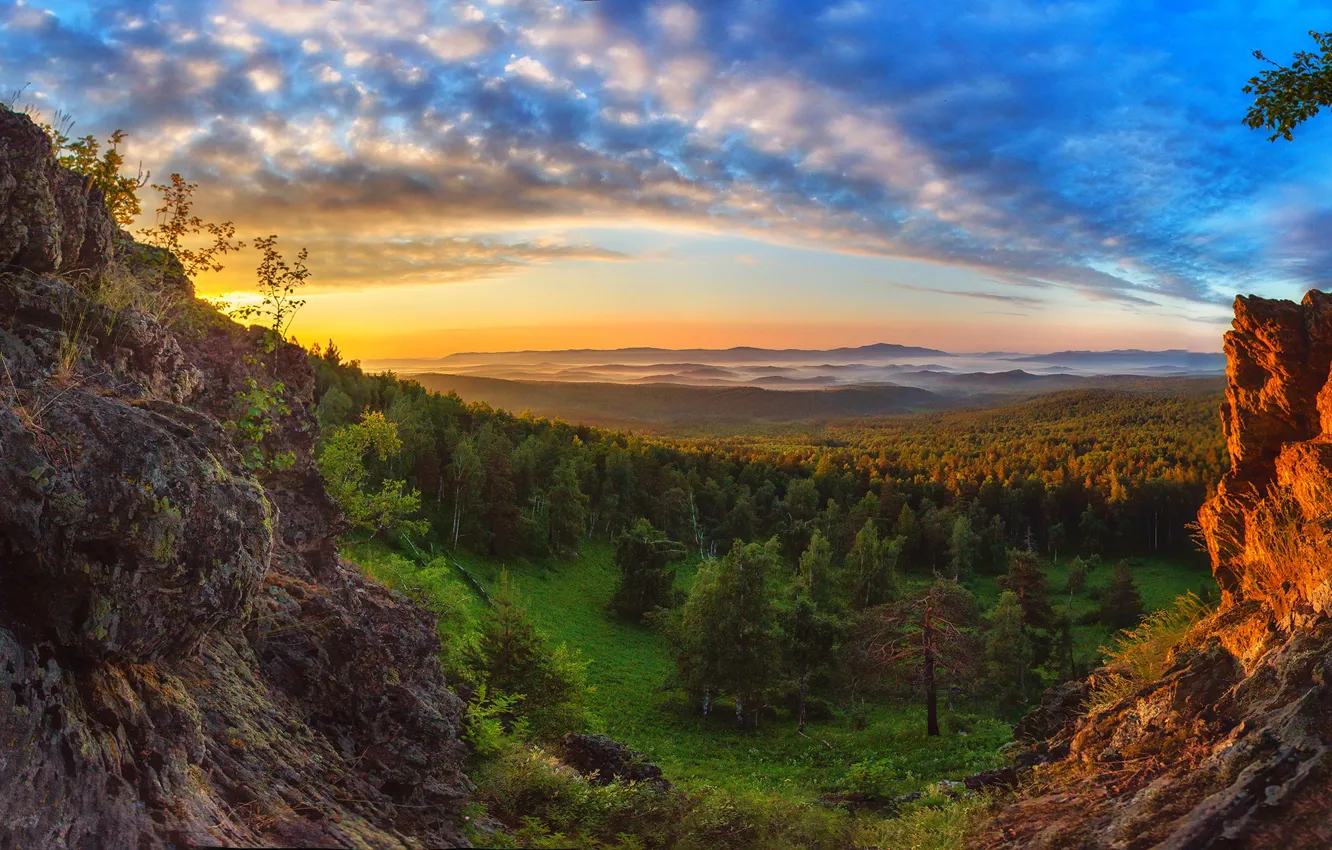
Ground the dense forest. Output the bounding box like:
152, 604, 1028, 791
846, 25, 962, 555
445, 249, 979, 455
314, 342, 1223, 570
309, 343, 1219, 691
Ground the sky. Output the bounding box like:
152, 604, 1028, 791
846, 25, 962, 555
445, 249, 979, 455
2, 0, 1331, 358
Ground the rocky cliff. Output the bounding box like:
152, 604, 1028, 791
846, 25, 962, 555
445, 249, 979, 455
975, 294, 1332, 849
0, 109, 469, 848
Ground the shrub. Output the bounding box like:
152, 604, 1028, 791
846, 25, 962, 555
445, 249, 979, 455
470, 575, 592, 742
468, 742, 684, 848
317, 411, 428, 537
470, 740, 861, 849
229, 378, 297, 472
851, 793, 993, 850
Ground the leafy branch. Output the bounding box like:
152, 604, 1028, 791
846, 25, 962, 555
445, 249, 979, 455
228, 235, 310, 339
1244, 30, 1332, 141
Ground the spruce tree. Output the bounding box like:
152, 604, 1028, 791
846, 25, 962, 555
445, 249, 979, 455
546, 459, 588, 555
470, 574, 589, 740
984, 590, 1031, 708
947, 514, 979, 580
1100, 560, 1145, 629
998, 549, 1055, 629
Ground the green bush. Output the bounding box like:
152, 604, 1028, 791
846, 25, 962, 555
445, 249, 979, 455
469, 740, 865, 849
851, 793, 993, 850
469, 574, 593, 742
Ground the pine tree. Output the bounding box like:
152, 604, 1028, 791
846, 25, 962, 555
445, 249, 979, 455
984, 590, 1031, 707
856, 578, 979, 736
1100, 560, 1145, 629
998, 549, 1055, 629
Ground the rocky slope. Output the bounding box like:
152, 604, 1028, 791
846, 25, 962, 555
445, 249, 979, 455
974, 293, 1332, 849
0, 108, 469, 848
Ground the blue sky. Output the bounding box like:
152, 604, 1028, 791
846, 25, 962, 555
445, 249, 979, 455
2, 0, 1330, 356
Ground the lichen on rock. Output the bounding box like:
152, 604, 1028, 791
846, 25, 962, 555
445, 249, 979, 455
0, 106, 469, 848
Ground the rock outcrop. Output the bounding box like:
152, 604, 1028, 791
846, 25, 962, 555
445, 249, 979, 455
0, 108, 468, 848
975, 294, 1332, 849
560, 733, 670, 790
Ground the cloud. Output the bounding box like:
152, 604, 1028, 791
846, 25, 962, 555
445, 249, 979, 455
886, 281, 1046, 309
1, 0, 1329, 308
294, 236, 630, 290
505, 55, 558, 87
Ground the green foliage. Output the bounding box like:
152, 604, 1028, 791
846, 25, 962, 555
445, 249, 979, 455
947, 514, 979, 580
1244, 31, 1332, 141
317, 411, 428, 537
983, 591, 1032, 708
844, 519, 901, 610
796, 530, 836, 608
1087, 592, 1212, 712
1099, 560, 1145, 630
228, 234, 310, 337
1065, 556, 1088, 593
781, 583, 841, 731
44, 123, 148, 227
315, 385, 355, 433
471, 574, 592, 741
671, 539, 784, 726
547, 459, 589, 554
465, 684, 525, 759
228, 378, 296, 472
611, 519, 683, 621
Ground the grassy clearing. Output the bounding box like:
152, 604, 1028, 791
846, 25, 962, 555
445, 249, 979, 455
348, 538, 1213, 800
345, 537, 1213, 850
448, 540, 1008, 799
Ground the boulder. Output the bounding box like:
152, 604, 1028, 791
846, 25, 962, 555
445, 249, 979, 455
560, 733, 670, 789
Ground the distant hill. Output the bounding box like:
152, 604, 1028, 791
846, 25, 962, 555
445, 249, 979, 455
412, 374, 940, 429
1010, 349, 1226, 371
412, 372, 1222, 432
366, 345, 1226, 386
375, 342, 951, 369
